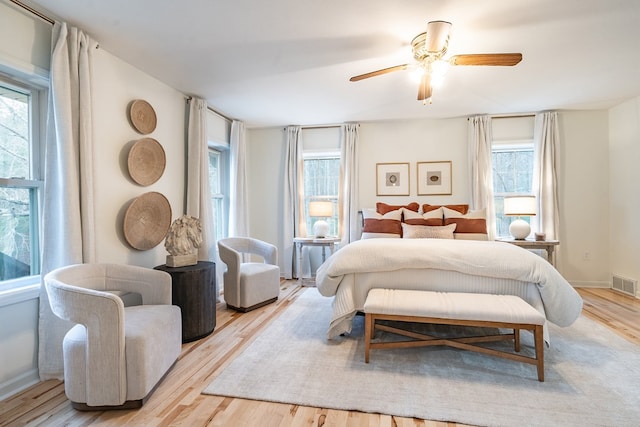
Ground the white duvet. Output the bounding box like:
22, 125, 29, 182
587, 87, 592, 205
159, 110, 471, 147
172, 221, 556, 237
316, 238, 583, 338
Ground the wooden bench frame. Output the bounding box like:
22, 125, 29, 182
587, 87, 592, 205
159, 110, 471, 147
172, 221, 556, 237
364, 312, 545, 382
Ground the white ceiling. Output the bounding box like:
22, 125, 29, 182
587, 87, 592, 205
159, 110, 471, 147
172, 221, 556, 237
18, 0, 640, 128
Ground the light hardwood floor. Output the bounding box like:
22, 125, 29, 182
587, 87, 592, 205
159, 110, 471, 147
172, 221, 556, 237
1, 283, 638, 427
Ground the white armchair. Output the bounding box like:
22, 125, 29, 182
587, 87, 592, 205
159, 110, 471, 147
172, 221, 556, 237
44, 263, 182, 410
218, 237, 280, 312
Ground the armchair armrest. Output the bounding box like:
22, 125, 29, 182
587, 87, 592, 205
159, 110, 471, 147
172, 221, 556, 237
250, 239, 278, 265
103, 264, 172, 305
218, 240, 241, 287
44, 278, 127, 405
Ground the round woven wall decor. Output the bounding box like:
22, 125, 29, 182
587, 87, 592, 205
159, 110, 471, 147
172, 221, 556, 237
123, 191, 172, 250
129, 99, 157, 134
128, 138, 166, 186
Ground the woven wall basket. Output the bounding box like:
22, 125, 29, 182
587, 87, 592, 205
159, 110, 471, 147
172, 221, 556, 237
129, 99, 157, 134
123, 191, 172, 250
128, 138, 166, 186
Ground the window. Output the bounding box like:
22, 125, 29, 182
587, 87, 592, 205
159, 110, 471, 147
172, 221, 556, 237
0, 78, 45, 290
492, 143, 534, 237
303, 154, 340, 237
208, 147, 228, 239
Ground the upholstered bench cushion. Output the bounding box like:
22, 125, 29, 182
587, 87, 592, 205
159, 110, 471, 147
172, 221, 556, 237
364, 288, 545, 325
363, 288, 546, 381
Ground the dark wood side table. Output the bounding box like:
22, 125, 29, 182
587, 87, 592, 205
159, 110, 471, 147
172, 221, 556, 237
154, 261, 216, 343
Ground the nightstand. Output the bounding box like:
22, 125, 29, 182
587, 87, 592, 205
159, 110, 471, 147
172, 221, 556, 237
293, 237, 340, 282
496, 237, 559, 266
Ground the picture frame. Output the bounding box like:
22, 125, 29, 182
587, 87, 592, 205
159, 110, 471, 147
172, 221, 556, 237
376, 162, 410, 196
417, 161, 452, 195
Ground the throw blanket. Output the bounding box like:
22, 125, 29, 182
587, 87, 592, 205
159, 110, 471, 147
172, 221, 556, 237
316, 238, 583, 338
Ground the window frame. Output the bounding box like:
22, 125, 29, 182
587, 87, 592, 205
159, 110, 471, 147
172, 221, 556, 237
0, 75, 47, 292
208, 145, 229, 240
491, 140, 535, 238
302, 151, 340, 237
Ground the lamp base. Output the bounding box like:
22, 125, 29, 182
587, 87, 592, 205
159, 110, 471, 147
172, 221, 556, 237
509, 218, 531, 240
313, 220, 329, 238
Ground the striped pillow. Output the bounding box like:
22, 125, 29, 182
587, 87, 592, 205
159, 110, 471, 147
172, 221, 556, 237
361, 208, 402, 239
442, 207, 488, 240
402, 207, 444, 226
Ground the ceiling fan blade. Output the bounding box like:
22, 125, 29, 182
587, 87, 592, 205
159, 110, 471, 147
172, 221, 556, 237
449, 53, 523, 66
349, 64, 409, 82
417, 74, 432, 102
424, 21, 452, 53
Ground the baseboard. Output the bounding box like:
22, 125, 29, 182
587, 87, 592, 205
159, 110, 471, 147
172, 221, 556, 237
569, 280, 610, 288
0, 368, 39, 401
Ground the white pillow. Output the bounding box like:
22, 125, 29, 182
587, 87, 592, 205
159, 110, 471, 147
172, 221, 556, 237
403, 207, 444, 219
442, 207, 486, 218
401, 222, 457, 239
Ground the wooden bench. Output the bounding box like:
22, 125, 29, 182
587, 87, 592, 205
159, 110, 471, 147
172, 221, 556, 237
363, 289, 546, 381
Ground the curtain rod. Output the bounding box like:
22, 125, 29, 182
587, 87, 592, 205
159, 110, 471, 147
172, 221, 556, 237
10, 0, 54, 25
185, 96, 233, 123
491, 114, 535, 119
467, 113, 536, 121
283, 124, 343, 131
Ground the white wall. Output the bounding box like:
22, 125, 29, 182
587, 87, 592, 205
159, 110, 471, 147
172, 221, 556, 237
557, 111, 610, 287
609, 97, 640, 295
246, 127, 286, 249
358, 119, 469, 209
92, 50, 186, 266
0, 1, 50, 85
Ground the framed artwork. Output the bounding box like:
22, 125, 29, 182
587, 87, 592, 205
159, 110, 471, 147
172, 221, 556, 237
417, 161, 452, 195
376, 162, 410, 196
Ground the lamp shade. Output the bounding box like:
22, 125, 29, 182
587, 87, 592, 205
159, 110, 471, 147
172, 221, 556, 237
309, 201, 333, 217
503, 195, 536, 216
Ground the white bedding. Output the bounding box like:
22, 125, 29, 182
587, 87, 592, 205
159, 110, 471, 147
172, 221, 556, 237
315, 238, 583, 339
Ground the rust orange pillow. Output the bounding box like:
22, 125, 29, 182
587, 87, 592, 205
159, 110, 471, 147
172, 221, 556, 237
422, 204, 469, 215
377, 202, 419, 215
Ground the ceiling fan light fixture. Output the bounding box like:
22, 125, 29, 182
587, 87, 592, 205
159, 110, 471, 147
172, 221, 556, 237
348, 21, 522, 106
430, 59, 449, 87
425, 20, 452, 54
408, 64, 426, 83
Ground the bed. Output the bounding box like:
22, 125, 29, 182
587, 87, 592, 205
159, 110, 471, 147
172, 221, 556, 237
315, 237, 583, 340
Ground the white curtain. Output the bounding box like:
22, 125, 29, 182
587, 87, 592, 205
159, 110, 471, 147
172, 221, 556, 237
229, 120, 249, 237
186, 98, 215, 262
339, 123, 360, 245
532, 111, 560, 240
38, 22, 98, 380
468, 115, 496, 240
282, 126, 303, 279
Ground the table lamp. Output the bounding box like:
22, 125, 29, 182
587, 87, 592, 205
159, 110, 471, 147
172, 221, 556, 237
308, 201, 333, 238
503, 195, 536, 240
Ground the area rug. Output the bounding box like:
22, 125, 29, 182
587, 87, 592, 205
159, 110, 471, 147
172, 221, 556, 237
203, 289, 640, 426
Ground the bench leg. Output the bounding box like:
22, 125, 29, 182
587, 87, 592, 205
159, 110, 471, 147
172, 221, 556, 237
534, 325, 545, 382
364, 313, 372, 363
514, 328, 520, 352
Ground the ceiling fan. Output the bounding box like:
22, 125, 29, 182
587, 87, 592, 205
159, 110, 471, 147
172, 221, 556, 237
349, 21, 522, 104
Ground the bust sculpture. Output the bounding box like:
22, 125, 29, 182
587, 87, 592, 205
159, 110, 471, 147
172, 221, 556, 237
164, 215, 202, 267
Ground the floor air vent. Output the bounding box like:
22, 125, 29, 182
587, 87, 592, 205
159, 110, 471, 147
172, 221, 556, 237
612, 274, 637, 297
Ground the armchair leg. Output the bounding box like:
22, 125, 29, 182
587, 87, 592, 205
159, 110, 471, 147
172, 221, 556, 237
70, 360, 177, 411
227, 296, 278, 313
